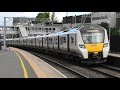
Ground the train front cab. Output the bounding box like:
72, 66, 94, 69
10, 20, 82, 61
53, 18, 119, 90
78, 25, 109, 64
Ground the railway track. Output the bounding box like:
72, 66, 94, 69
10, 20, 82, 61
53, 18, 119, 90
101, 64, 120, 71
27, 50, 120, 78
83, 66, 120, 78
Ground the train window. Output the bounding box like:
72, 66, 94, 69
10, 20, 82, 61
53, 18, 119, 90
51, 38, 52, 44
27, 27, 29, 30
44, 38, 47, 43
25, 27, 27, 30
48, 38, 50, 44
75, 34, 76, 46
35, 27, 37, 30
56, 38, 57, 44
71, 36, 74, 44
60, 37, 63, 44
32, 27, 34, 30
39, 39, 41, 44
63, 37, 66, 43
49, 38, 51, 44
30, 39, 32, 44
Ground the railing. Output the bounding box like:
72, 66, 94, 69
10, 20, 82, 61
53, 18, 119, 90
0, 30, 18, 34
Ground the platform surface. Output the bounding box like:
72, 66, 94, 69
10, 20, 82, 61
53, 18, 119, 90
109, 52, 120, 58
0, 50, 37, 78
0, 47, 66, 78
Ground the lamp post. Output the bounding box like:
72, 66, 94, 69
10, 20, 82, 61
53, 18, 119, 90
3, 17, 6, 51
75, 15, 76, 27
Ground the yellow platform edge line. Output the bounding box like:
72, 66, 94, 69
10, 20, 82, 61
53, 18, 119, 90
14, 51, 28, 78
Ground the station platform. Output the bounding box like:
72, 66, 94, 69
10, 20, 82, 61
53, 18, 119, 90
109, 52, 120, 58
0, 47, 66, 78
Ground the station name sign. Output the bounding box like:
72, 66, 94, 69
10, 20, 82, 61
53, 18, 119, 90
92, 16, 108, 21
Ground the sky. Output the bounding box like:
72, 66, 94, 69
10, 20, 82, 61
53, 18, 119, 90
0, 12, 91, 26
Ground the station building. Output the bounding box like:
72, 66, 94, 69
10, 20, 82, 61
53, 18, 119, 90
62, 14, 91, 29
91, 12, 120, 28
62, 12, 120, 29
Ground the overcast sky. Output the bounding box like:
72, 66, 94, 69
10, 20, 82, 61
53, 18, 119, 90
0, 12, 91, 26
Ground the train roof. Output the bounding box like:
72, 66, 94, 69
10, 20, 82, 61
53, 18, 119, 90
44, 28, 78, 37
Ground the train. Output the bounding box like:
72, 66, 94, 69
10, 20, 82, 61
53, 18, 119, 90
6, 24, 110, 64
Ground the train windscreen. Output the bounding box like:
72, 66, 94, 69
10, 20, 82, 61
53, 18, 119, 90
80, 29, 105, 44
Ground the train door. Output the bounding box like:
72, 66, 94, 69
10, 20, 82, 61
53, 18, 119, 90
69, 33, 76, 53
52, 36, 54, 50
30, 38, 32, 47
41, 37, 43, 48
59, 35, 67, 52
59, 35, 62, 51
67, 34, 70, 52
53, 36, 55, 50
39, 37, 42, 48
48, 36, 52, 50
54, 36, 58, 51
47, 37, 49, 49
58, 36, 60, 50
34, 38, 36, 48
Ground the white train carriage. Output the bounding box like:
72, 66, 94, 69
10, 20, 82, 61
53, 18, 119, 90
6, 24, 109, 64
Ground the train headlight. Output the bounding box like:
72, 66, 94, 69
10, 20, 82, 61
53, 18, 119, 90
79, 44, 85, 48
104, 43, 108, 47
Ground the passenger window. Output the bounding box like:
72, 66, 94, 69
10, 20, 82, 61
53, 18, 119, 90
32, 27, 34, 30
63, 37, 66, 43
56, 38, 57, 44
36, 27, 37, 30
51, 38, 52, 44
49, 38, 51, 44
71, 36, 74, 44
60, 37, 63, 44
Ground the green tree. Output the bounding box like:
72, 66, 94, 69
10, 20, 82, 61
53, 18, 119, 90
51, 12, 58, 22
111, 28, 120, 35
36, 12, 50, 22
36, 12, 50, 19
99, 22, 109, 30
99, 22, 120, 36
99, 22, 109, 36
35, 12, 58, 23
